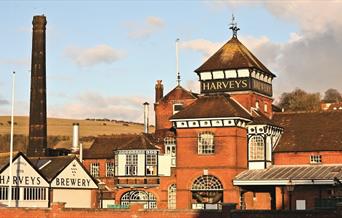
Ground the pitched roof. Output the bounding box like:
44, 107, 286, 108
195, 37, 274, 77
84, 133, 158, 159
234, 165, 342, 185
273, 111, 342, 152
160, 85, 198, 102
30, 155, 75, 181
171, 94, 252, 120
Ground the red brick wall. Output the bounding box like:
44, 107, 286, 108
155, 98, 195, 130
230, 92, 273, 118
175, 127, 248, 208
273, 151, 342, 165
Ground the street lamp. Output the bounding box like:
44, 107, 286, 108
98, 181, 106, 209
286, 180, 295, 211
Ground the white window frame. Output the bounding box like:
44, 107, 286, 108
146, 154, 157, 176
168, 184, 176, 209
310, 155, 322, 164
106, 161, 115, 177
90, 162, 100, 178
164, 137, 176, 166
125, 154, 138, 176
198, 132, 215, 154
249, 136, 265, 160
173, 103, 184, 115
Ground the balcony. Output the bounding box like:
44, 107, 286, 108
114, 177, 160, 188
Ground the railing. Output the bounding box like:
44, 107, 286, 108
114, 177, 160, 187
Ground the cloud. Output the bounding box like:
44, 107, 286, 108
124, 16, 165, 39
65, 44, 125, 67
186, 1, 342, 97
184, 80, 200, 94
0, 58, 30, 68
48, 92, 154, 123
0, 99, 9, 106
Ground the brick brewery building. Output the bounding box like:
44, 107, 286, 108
82, 21, 342, 211
2, 14, 342, 212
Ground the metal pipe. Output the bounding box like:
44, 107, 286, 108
143, 102, 149, 133
72, 123, 79, 152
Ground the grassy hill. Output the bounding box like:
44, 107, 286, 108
0, 116, 154, 152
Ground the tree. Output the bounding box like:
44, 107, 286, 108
277, 88, 320, 112
323, 88, 342, 102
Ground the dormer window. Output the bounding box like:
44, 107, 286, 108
310, 155, 322, 164
173, 103, 184, 115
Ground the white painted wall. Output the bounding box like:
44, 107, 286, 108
53, 189, 91, 208
137, 153, 145, 176
158, 155, 171, 176
249, 162, 265, 170
117, 154, 126, 176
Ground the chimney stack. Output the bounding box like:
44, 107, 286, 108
27, 15, 48, 157
71, 123, 80, 152
155, 80, 163, 103
143, 102, 149, 133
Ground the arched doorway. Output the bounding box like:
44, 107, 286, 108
120, 190, 157, 209
191, 175, 223, 209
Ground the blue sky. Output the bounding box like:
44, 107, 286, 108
1, 1, 342, 122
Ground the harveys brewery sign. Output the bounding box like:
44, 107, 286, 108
0, 155, 49, 187
51, 159, 98, 189
201, 78, 272, 97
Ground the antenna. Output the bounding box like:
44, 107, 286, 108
176, 38, 181, 86
229, 14, 240, 38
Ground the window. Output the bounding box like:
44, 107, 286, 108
114, 155, 118, 176
198, 132, 215, 154
168, 184, 176, 209
125, 154, 138, 176
0, 187, 8, 200
106, 162, 114, 177
11, 187, 19, 200
249, 136, 265, 160
90, 162, 100, 177
146, 154, 157, 176
264, 103, 268, 112
121, 190, 157, 209
23, 187, 46, 200
164, 137, 176, 166
173, 103, 184, 115
310, 155, 322, 164
191, 175, 223, 210
255, 101, 259, 109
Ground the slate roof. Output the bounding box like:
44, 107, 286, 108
84, 133, 158, 159
195, 37, 275, 77
170, 94, 252, 120
272, 111, 342, 152
159, 85, 198, 103
30, 155, 75, 181
234, 165, 342, 184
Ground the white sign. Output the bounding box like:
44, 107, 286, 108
51, 159, 97, 189
0, 155, 49, 187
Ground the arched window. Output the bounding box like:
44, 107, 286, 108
249, 136, 265, 160
191, 175, 223, 209
198, 132, 215, 154
168, 184, 176, 209
120, 190, 157, 209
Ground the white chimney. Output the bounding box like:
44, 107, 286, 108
143, 102, 149, 133
72, 123, 79, 152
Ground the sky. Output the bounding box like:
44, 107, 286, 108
1, 0, 342, 123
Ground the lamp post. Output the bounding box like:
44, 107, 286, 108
286, 181, 295, 210
98, 181, 106, 208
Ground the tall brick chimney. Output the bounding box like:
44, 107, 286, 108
27, 15, 48, 157
155, 80, 163, 103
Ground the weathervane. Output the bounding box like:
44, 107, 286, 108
229, 14, 240, 38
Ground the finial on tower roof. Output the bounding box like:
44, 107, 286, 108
229, 14, 240, 38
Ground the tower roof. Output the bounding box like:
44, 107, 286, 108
195, 37, 275, 77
